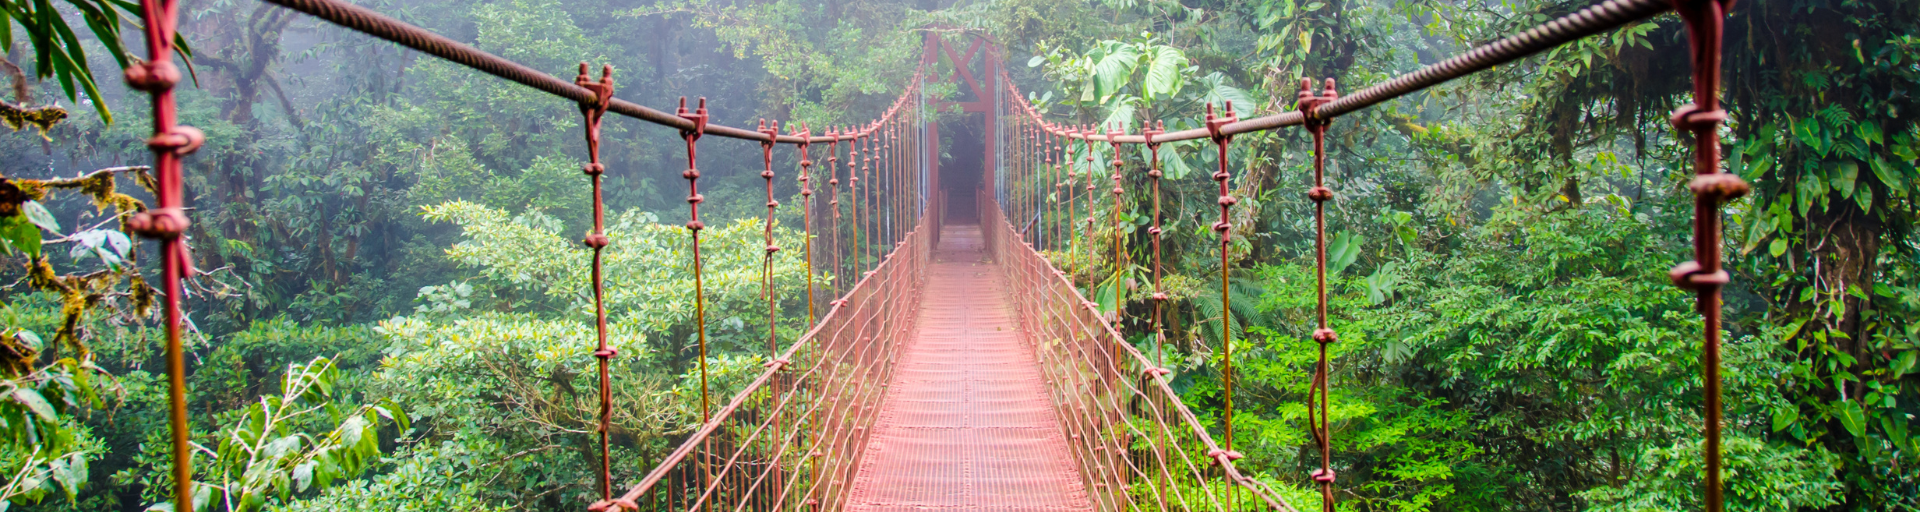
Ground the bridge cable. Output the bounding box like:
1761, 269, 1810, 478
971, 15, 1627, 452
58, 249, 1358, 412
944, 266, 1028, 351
124, 1, 202, 511
572, 62, 623, 512
1203, 101, 1244, 470
1669, 1, 1744, 510
826, 132, 843, 296
1300, 77, 1341, 512
795, 124, 817, 326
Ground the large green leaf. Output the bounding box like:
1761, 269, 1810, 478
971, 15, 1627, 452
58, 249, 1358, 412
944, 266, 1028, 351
1870, 155, 1906, 195
1142, 46, 1186, 100
1834, 400, 1866, 438
1100, 99, 1136, 134
0, 214, 43, 258
1830, 160, 1859, 199
1091, 45, 1140, 104
12, 388, 59, 423
1198, 72, 1257, 113
1328, 230, 1362, 275
21, 200, 59, 233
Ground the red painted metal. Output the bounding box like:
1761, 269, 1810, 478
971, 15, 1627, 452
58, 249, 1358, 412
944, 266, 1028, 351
127, 1, 199, 510
980, 193, 1298, 512
1669, 1, 1743, 511
181, 2, 1737, 511
574, 62, 620, 511
842, 224, 1092, 511
1297, 77, 1341, 512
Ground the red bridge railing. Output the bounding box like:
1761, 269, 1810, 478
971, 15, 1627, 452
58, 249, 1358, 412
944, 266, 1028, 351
981, 194, 1298, 512
609, 213, 933, 511
118, 0, 1746, 510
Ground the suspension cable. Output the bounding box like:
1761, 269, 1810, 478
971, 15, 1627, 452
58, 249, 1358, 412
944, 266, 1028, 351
1668, 2, 1743, 511
1299, 77, 1341, 512
125, 1, 201, 511
1106, 124, 1126, 328
1203, 102, 1242, 462
795, 124, 817, 325
827, 130, 843, 295
1143, 121, 1167, 372
1082, 130, 1098, 296
571, 62, 620, 510
760, 120, 783, 358
676, 98, 712, 421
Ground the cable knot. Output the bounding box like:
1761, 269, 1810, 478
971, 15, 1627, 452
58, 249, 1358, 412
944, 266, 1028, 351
1689, 173, 1750, 201
675, 97, 708, 140
1313, 328, 1339, 344
1151, 292, 1169, 301
766, 245, 781, 253
1142, 120, 1165, 147
593, 348, 618, 358
1113, 187, 1125, 196
758, 119, 779, 146
1298, 77, 1340, 129
574, 63, 615, 114
1217, 196, 1238, 206
127, 207, 189, 239
1668, 260, 1730, 291
147, 126, 205, 156
800, 159, 814, 168
1308, 186, 1334, 202
1212, 221, 1232, 233
582, 233, 610, 249
1205, 102, 1238, 144
1310, 468, 1338, 483
687, 194, 704, 204
1206, 448, 1245, 463
683, 168, 700, 180
1147, 169, 1163, 178
766, 200, 780, 208
1144, 367, 1172, 376
763, 358, 792, 369
1669, 102, 1728, 133
761, 171, 776, 179
686, 220, 706, 231
582, 163, 605, 176
123, 60, 181, 92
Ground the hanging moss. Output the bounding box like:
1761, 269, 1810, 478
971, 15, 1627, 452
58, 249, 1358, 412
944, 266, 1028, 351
0, 101, 68, 141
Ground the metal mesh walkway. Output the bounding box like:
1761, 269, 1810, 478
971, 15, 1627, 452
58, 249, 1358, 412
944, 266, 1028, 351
843, 223, 1093, 511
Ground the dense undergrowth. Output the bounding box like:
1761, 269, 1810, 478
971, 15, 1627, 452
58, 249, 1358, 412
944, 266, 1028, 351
0, 0, 1915, 510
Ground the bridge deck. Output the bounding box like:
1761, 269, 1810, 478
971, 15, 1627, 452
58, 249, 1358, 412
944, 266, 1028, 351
843, 223, 1093, 511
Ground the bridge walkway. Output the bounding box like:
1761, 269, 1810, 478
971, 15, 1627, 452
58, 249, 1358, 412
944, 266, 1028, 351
842, 223, 1093, 511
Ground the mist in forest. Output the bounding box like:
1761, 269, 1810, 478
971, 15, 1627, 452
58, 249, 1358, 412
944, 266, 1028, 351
1, 0, 1915, 510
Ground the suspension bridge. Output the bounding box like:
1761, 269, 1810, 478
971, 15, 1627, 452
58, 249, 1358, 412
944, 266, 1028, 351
121, 0, 1743, 510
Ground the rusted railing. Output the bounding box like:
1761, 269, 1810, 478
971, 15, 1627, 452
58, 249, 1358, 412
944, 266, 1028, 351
120, 0, 1746, 510
606, 212, 932, 511
980, 193, 1297, 512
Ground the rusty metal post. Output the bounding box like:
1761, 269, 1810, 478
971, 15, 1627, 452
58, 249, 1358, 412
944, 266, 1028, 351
125, 1, 203, 510
1299, 77, 1341, 512
1667, 1, 1743, 510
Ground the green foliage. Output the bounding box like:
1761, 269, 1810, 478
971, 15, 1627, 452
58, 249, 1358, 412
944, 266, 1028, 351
151, 358, 405, 512
273, 442, 506, 512
0, 0, 184, 122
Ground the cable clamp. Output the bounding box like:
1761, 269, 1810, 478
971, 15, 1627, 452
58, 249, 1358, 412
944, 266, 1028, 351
676, 97, 708, 140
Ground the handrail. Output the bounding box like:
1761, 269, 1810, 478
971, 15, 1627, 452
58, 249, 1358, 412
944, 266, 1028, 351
1003, 0, 1670, 142
981, 198, 1298, 511
261, 0, 921, 143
